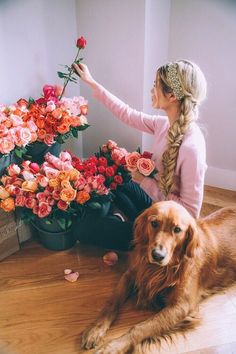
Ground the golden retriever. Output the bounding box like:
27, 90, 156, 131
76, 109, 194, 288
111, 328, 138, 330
81, 201, 236, 354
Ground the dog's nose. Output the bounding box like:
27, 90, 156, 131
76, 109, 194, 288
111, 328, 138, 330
151, 248, 166, 262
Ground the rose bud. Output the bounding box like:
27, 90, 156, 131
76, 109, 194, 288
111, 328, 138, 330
30, 162, 40, 174
64, 271, 79, 282
103, 252, 118, 266
76, 36, 87, 49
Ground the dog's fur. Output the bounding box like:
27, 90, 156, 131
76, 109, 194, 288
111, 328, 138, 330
81, 201, 236, 354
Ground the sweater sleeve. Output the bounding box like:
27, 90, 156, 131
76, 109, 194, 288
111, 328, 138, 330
140, 146, 207, 218
93, 83, 158, 134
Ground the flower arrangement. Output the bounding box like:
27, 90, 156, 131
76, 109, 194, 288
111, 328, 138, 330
0, 100, 38, 157
71, 140, 131, 191
0, 36, 89, 162
0, 151, 111, 230
125, 150, 158, 177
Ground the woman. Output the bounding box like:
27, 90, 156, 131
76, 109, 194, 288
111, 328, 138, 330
73, 60, 207, 250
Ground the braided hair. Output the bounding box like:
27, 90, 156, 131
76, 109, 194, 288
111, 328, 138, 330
158, 60, 207, 197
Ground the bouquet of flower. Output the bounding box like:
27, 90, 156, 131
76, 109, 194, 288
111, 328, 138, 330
0, 36, 89, 164
0, 151, 111, 230
0, 101, 38, 157
71, 140, 131, 191
125, 150, 158, 178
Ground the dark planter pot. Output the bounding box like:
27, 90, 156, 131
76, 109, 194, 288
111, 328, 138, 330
86, 201, 111, 217
25, 141, 61, 164
0, 154, 12, 176
32, 218, 76, 251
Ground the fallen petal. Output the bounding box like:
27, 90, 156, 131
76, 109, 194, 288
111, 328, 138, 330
64, 272, 79, 282
64, 269, 73, 275
103, 252, 118, 266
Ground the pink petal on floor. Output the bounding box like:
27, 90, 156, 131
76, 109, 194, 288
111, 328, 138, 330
64, 269, 73, 275
103, 252, 118, 266
64, 272, 79, 282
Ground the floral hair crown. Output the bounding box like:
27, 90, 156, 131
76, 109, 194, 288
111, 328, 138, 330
166, 63, 185, 100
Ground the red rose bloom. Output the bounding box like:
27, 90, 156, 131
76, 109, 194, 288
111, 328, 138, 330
76, 36, 87, 49
98, 157, 108, 167
114, 175, 123, 185
105, 167, 115, 177
142, 151, 153, 159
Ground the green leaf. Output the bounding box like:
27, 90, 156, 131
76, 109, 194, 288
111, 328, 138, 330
78, 124, 90, 131
72, 128, 78, 138
87, 202, 102, 210
57, 218, 66, 231
28, 97, 35, 105
57, 71, 68, 79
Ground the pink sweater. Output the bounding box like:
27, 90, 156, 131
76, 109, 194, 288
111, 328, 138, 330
93, 84, 207, 218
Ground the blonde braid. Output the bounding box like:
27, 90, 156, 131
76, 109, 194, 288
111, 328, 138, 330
159, 97, 194, 197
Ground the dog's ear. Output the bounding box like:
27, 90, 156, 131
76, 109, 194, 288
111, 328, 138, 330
185, 222, 199, 258
133, 210, 149, 246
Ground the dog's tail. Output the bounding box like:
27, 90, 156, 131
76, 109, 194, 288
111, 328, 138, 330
134, 312, 201, 354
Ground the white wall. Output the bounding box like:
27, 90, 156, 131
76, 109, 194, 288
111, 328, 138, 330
168, 0, 236, 190
76, 0, 146, 157
0, 0, 83, 156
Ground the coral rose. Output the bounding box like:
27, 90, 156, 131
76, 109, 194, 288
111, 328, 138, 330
76, 191, 90, 204
125, 152, 141, 172
136, 158, 156, 176
38, 201, 52, 218
7, 164, 21, 177
57, 200, 69, 211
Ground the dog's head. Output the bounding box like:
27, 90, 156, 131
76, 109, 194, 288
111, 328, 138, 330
133, 201, 199, 266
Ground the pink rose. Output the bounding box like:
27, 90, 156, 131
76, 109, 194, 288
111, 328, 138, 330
44, 134, 55, 146
36, 174, 49, 187
37, 201, 52, 218
59, 151, 72, 162
15, 195, 26, 207
57, 200, 69, 211
25, 198, 37, 209
136, 158, 156, 176
36, 192, 47, 202
0, 124, 8, 136
125, 152, 141, 172
26, 120, 38, 132
107, 140, 117, 150
7, 164, 21, 176
22, 170, 35, 181
43, 85, 56, 99
11, 114, 23, 127
0, 137, 15, 154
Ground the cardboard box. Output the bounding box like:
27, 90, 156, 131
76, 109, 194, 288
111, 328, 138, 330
0, 210, 20, 261
15, 210, 33, 244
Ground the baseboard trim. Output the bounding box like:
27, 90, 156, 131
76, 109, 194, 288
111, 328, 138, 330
205, 166, 236, 191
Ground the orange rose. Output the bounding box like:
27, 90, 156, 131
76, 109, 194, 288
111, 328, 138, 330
68, 169, 80, 181
52, 108, 63, 119
60, 188, 77, 202
21, 181, 38, 193
36, 118, 45, 129
49, 178, 60, 188
58, 171, 70, 180
62, 116, 73, 126
0, 186, 10, 200
60, 179, 72, 189
0, 197, 15, 212
57, 123, 70, 134
37, 129, 47, 140
76, 191, 90, 204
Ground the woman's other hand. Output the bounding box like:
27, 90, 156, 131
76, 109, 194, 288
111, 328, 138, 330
72, 63, 97, 88
131, 171, 145, 184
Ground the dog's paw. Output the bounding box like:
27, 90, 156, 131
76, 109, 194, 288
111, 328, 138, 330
81, 323, 108, 350
94, 336, 133, 354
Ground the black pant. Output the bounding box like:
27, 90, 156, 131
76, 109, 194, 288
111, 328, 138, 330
74, 181, 152, 251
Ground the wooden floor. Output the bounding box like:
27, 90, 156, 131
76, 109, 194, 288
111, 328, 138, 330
0, 186, 236, 354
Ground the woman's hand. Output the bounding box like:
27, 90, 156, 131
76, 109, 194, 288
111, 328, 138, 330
72, 63, 97, 89
131, 171, 145, 184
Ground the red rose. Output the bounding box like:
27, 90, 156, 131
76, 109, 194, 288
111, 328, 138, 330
98, 157, 108, 167
76, 36, 87, 49
30, 162, 40, 174
114, 175, 123, 185
43, 85, 56, 99
110, 182, 117, 190
142, 151, 153, 159
57, 200, 69, 211
98, 166, 106, 174
105, 167, 115, 177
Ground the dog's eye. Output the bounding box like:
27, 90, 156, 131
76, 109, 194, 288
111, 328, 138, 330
173, 226, 182, 233
151, 220, 159, 228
